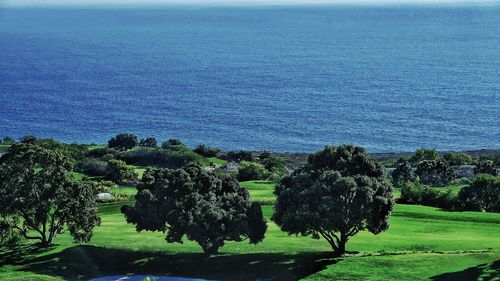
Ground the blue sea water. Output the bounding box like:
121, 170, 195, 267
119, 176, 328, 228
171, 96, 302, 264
0, 5, 499, 152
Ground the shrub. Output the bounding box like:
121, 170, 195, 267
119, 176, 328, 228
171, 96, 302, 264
194, 144, 220, 157
118, 147, 208, 168
443, 152, 476, 166
161, 139, 186, 150
108, 133, 138, 150
1, 136, 15, 144
75, 158, 108, 177
410, 148, 440, 165
35, 138, 88, 164
105, 159, 137, 185
416, 160, 456, 186
228, 150, 254, 162
259, 155, 288, 181
398, 182, 458, 209
238, 161, 268, 181
139, 137, 157, 148
474, 160, 498, 176
458, 174, 499, 212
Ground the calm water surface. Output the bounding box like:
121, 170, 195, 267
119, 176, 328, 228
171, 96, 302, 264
0, 5, 499, 152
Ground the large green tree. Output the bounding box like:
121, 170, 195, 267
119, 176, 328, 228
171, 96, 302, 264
392, 160, 415, 186
272, 145, 394, 256
122, 164, 267, 255
416, 160, 456, 186
0, 143, 101, 247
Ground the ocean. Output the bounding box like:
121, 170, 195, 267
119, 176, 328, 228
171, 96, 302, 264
0, 5, 499, 152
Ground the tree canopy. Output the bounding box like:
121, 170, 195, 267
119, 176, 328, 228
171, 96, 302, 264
139, 137, 157, 148
108, 133, 138, 151
122, 164, 267, 255
416, 160, 456, 186
459, 174, 499, 212
392, 160, 415, 186
0, 143, 101, 247
272, 145, 394, 256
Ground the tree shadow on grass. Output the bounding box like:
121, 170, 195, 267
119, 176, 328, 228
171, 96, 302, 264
430, 260, 499, 281
18, 245, 339, 281
0, 244, 56, 265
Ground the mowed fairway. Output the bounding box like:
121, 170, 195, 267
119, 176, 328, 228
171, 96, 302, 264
0, 182, 499, 281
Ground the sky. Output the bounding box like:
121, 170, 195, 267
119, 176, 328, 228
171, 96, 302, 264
2, 0, 500, 7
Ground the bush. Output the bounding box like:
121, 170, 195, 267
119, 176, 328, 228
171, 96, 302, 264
194, 144, 220, 157
238, 161, 268, 181
86, 147, 118, 159
35, 138, 88, 164
398, 182, 458, 209
474, 160, 498, 176
416, 160, 456, 186
1, 136, 15, 144
162, 139, 187, 151
443, 152, 476, 166
119, 147, 208, 168
259, 155, 288, 181
108, 133, 138, 150
410, 148, 440, 165
139, 137, 157, 148
105, 159, 137, 185
228, 150, 254, 162
458, 174, 500, 212
75, 158, 108, 176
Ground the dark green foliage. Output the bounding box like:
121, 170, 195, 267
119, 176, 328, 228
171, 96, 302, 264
259, 151, 271, 160
194, 144, 220, 157
474, 160, 498, 176
118, 147, 207, 168
162, 139, 186, 150
443, 152, 476, 166
20, 135, 37, 144
86, 147, 118, 159
259, 155, 288, 181
1, 136, 15, 144
139, 137, 157, 148
416, 160, 456, 186
458, 174, 499, 212
238, 161, 268, 181
108, 133, 138, 151
75, 158, 108, 177
228, 150, 254, 162
272, 145, 394, 256
35, 138, 88, 164
0, 143, 101, 247
105, 160, 137, 185
392, 161, 415, 186
122, 164, 267, 255
410, 148, 440, 165
398, 182, 458, 210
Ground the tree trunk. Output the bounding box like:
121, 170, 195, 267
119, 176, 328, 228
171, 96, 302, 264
330, 233, 348, 257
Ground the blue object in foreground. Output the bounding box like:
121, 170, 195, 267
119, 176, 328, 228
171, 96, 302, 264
90, 275, 208, 281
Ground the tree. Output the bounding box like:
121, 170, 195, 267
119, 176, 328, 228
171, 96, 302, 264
238, 161, 268, 181
474, 160, 498, 176
410, 148, 440, 165
108, 133, 138, 150
259, 155, 288, 181
122, 164, 267, 255
443, 152, 475, 166
391, 161, 415, 186
139, 137, 157, 148
0, 143, 101, 247
272, 145, 394, 256
227, 150, 254, 162
105, 159, 137, 185
193, 144, 220, 157
162, 139, 187, 150
1, 136, 15, 144
416, 160, 456, 186
458, 174, 499, 212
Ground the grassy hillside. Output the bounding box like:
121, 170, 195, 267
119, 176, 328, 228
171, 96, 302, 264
1, 180, 498, 281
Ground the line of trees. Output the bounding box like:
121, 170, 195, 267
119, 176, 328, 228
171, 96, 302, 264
1, 137, 497, 257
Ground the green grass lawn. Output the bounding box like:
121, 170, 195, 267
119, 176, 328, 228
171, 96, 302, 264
240, 180, 276, 205
1, 181, 498, 280
0, 144, 10, 153
208, 157, 227, 167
